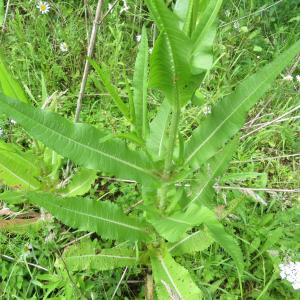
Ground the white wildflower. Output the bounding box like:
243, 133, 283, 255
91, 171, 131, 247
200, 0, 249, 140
59, 42, 68, 53
120, 0, 129, 14
203, 105, 211, 116
136, 35, 141, 42
10, 119, 16, 125
233, 21, 240, 30
296, 75, 300, 83
108, 3, 113, 11
225, 10, 231, 17
0, 128, 3, 137
37, 1, 50, 14
279, 261, 300, 290
283, 74, 293, 81
149, 47, 153, 54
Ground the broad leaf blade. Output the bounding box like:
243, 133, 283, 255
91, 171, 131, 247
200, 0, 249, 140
0, 0, 4, 26
133, 26, 149, 138
149, 204, 212, 242
151, 250, 203, 300
0, 55, 28, 103
0, 94, 159, 185
60, 241, 138, 272
145, 0, 198, 106
27, 192, 152, 242
146, 99, 171, 160
185, 40, 300, 169
168, 229, 213, 256
61, 168, 97, 197
0, 141, 40, 190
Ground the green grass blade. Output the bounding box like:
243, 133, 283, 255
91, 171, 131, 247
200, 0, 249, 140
90, 59, 130, 119
185, 40, 300, 169
0, 94, 159, 185
133, 26, 149, 139
27, 192, 152, 242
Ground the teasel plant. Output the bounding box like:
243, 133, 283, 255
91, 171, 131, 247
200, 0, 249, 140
0, 0, 299, 299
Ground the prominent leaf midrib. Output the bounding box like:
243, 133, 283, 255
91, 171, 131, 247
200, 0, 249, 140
185, 68, 280, 165
164, 216, 192, 225
169, 230, 200, 252
66, 254, 136, 260
6, 101, 157, 181
0, 158, 39, 189
158, 256, 183, 299
43, 201, 148, 234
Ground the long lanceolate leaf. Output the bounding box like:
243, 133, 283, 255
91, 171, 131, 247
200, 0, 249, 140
60, 241, 138, 272
185, 41, 300, 170
145, 0, 198, 106
27, 192, 152, 242
151, 250, 203, 300
0, 94, 159, 185
0, 141, 40, 190
133, 26, 149, 139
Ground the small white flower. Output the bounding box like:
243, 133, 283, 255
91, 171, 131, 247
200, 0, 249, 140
296, 75, 300, 83
136, 35, 141, 42
108, 3, 113, 11
120, 0, 129, 13
203, 105, 211, 116
37, 1, 50, 14
225, 10, 231, 17
283, 74, 293, 81
149, 47, 153, 54
0, 128, 3, 137
233, 21, 240, 30
10, 119, 16, 125
59, 42, 68, 53
279, 261, 300, 290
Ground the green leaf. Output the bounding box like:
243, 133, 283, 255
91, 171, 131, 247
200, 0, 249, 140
133, 26, 149, 139
0, 0, 4, 26
0, 94, 159, 185
0, 55, 28, 103
0, 190, 27, 205
146, 99, 171, 160
60, 168, 97, 197
0, 141, 41, 190
194, 206, 244, 272
168, 229, 213, 256
185, 40, 300, 170
151, 249, 203, 300
90, 59, 130, 119
145, 0, 199, 106
149, 204, 213, 242
186, 138, 238, 209
27, 192, 152, 242
60, 240, 138, 271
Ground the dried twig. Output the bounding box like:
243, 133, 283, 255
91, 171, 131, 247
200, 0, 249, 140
75, 0, 104, 122
1, 0, 10, 32
111, 267, 128, 300
214, 185, 300, 194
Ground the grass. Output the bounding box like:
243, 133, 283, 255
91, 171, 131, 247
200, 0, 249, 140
0, 0, 299, 299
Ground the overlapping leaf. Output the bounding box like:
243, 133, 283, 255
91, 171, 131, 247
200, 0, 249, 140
0, 94, 159, 185
151, 250, 202, 300
0, 141, 40, 190
27, 192, 152, 242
